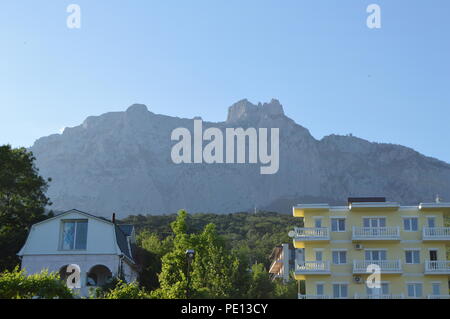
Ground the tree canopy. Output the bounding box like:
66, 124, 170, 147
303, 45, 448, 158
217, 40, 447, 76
0, 145, 52, 270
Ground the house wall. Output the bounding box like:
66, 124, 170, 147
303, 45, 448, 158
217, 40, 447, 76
21, 254, 121, 297
19, 211, 119, 255
18, 211, 139, 297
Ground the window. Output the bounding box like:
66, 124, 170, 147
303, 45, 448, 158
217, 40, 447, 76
332, 283, 348, 298
432, 283, 441, 296
365, 250, 387, 261
403, 217, 418, 231
363, 217, 386, 228
316, 283, 324, 296
367, 283, 389, 296
405, 250, 420, 264
427, 217, 436, 228
407, 283, 423, 298
331, 218, 346, 232
314, 250, 323, 261
61, 220, 88, 250
332, 251, 347, 264
314, 218, 322, 228
429, 249, 438, 261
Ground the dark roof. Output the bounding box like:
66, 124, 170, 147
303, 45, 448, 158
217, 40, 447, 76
115, 225, 135, 262
348, 197, 386, 204
118, 224, 134, 236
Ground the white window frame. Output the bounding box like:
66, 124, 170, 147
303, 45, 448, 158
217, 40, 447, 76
313, 248, 324, 261
331, 249, 347, 265
362, 216, 387, 227
331, 217, 346, 232
366, 281, 390, 296
431, 282, 441, 295
313, 216, 323, 228
332, 282, 349, 299
406, 282, 423, 298
402, 216, 419, 232
404, 248, 421, 264
315, 282, 325, 296
59, 219, 89, 251
426, 216, 436, 228
364, 249, 388, 261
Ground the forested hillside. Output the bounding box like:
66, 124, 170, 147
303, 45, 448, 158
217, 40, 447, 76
123, 211, 303, 269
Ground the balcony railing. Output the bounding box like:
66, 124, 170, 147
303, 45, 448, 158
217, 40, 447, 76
422, 227, 450, 240
353, 260, 402, 274
424, 261, 450, 274
298, 294, 330, 299
352, 227, 400, 240
427, 295, 450, 299
294, 227, 330, 241
354, 293, 404, 299
296, 261, 331, 274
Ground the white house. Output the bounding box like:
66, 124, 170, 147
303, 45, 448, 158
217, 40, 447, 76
17, 209, 139, 296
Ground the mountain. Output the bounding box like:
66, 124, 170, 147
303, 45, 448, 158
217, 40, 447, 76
30, 99, 450, 217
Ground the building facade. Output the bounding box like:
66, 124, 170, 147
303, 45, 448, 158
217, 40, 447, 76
292, 198, 450, 299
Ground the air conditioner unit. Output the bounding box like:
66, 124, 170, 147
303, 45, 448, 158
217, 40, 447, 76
355, 244, 363, 250
353, 275, 363, 284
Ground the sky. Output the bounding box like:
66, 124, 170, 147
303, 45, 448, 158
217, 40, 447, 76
0, 1, 449, 163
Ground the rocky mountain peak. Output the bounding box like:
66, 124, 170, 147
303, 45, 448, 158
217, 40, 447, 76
126, 103, 149, 114
226, 98, 285, 123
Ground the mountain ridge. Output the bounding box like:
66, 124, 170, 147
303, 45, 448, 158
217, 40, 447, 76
30, 99, 450, 217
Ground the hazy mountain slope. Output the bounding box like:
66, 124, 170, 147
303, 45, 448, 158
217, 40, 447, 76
30, 99, 450, 217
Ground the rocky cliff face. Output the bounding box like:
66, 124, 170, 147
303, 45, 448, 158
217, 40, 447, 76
30, 99, 450, 217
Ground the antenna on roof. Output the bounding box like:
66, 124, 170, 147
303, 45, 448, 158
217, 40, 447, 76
435, 194, 441, 203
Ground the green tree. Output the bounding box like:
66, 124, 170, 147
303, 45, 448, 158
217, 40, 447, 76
0, 145, 52, 270
134, 231, 174, 290
154, 210, 193, 298
190, 223, 240, 298
247, 263, 274, 299
154, 210, 241, 298
0, 267, 73, 299
273, 279, 298, 299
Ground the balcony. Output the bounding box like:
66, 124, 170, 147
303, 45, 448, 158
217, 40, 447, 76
294, 227, 330, 242
353, 260, 402, 274
354, 293, 404, 299
298, 294, 330, 299
352, 227, 400, 241
295, 261, 331, 275
424, 261, 450, 274
268, 259, 283, 274
422, 227, 450, 241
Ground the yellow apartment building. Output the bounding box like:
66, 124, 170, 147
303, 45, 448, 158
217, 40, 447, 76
292, 197, 450, 299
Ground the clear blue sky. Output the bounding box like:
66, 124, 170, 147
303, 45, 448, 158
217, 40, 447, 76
1, 1, 449, 163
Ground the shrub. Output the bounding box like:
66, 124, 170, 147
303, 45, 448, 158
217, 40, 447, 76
103, 280, 151, 299
0, 267, 73, 299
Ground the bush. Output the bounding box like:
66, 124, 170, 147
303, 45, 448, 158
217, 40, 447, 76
103, 280, 151, 299
0, 267, 73, 299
